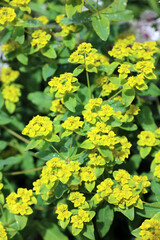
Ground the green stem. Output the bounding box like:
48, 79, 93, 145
86, 70, 91, 99
85, 0, 97, 12
67, 134, 73, 161
70, 150, 87, 161
103, 89, 122, 104
49, 143, 66, 161
4, 167, 43, 176
1, 126, 29, 144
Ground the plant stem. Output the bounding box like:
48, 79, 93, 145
103, 89, 123, 103
67, 134, 73, 161
85, 0, 97, 12
49, 143, 66, 161
4, 166, 43, 176
86, 70, 91, 99
1, 125, 29, 144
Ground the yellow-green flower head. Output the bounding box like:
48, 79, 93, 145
113, 136, 132, 162
69, 192, 86, 207
127, 74, 147, 90
97, 178, 114, 198
50, 99, 66, 113
6, 188, 37, 215
2, 85, 21, 103
62, 116, 83, 131
0, 7, 16, 25
35, 16, 49, 25
1, 67, 19, 85
22, 115, 53, 138
101, 82, 119, 97
56, 204, 72, 221
56, 14, 65, 25
71, 209, 90, 229
77, 42, 93, 54
80, 166, 96, 182
153, 151, 160, 164
31, 30, 51, 49
113, 169, 131, 185
118, 63, 131, 78
135, 60, 155, 77
137, 131, 157, 147
139, 218, 160, 240
88, 152, 106, 166
132, 175, 150, 194
1, 41, 19, 54
0, 221, 7, 240
48, 73, 79, 98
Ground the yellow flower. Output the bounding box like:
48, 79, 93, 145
69, 192, 86, 207
118, 64, 131, 78
0, 221, 7, 240
127, 74, 147, 90
35, 16, 49, 25
1, 67, 19, 85
154, 165, 160, 179
22, 115, 53, 138
6, 188, 37, 215
139, 218, 160, 240
10, 0, 30, 6
101, 82, 119, 96
1, 41, 19, 54
2, 85, 21, 103
50, 99, 66, 113
88, 152, 106, 166
62, 116, 83, 132
137, 131, 157, 147
56, 204, 72, 221
97, 178, 114, 198
48, 73, 79, 98
80, 166, 96, 182
31, 30, 51, 49
71, 209, 90, 229
0, 7, 16, 25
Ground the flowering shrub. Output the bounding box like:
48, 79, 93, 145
1, 0, 160, 239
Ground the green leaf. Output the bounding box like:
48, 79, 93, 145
14, 215, 28, 231
45, 133, 60, 142
151, 180, 160, 202
66, 0, 84, 18
42, 63, 57, 81
96, 204, 114, 238
0, 111, 11, 125
131, 228, 141, 238
64, 34, 77, 50
5, 100, 16, 114
63, 93, 77, 112
136, 202, 160, 218
27, 91, 52, 112
137, 105, 157, 131
17, 54, 28, 65
80, 140, 95, 149
0, 141, 7, 151
105, 62, 120, 75
120, 123, 138, 131
122, 88, 135, 107
12, 27, 24, 44
97, 146, 113, 161
91, 14, 110, 41
140, 83, 160, 97
73, 65, 84, 76
83, 222, 95, 240
85, 182, 95, 192
0, 91, 4, 110
41, 45, 57, 59
0, 156, 21, 170
116, 207, 135, 221
25, 139, 43, 150
16, 19, 43, 28
103, 10, 133, 21
54, 182, 68, 199
0, 27, 13, 44
140, 146, 152, 159
37, 221, 69, 240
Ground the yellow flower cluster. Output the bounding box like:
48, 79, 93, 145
62, 116, 83, 132
56, 14, 77, 37
1, 41, 19, 55
95, 169, 150, 209
80, 166, 96, 182
101, 82, 119, 96
31, 30, 51, 49
50, 99, 66, 113
137, 131, 159, 147
69, 42, 109, 72
0, 67, 19, 85
0, 7, 16, 25
118, 64, 131, 79
33, 157, 81, 200
9, 0, 30, 6
152, 151, 160, 179
35, 16, 49, 25
71, 209, 90, 229
88, 152, 106, 166
139, 218, 160, 240
22, 115, 53, 138
69, 192, 86, 207
2, 84, 21, 103
6, 188, 37, 215
56, 204, 72, 221
48, 72, 79, 98
0, 221, 7, 240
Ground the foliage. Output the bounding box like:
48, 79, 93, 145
1, 0, 160, 239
